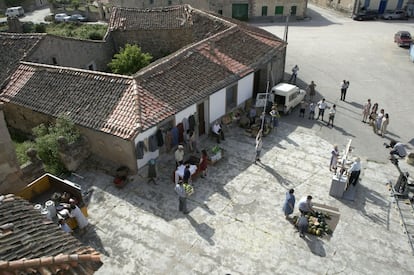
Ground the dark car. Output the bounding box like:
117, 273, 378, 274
394, 31, 412, 47
352, 10, 379, 21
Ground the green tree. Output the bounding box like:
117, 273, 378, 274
31, 115, 80, 175
108, 44, 152, 75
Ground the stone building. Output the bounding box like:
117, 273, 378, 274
110, 0, 308, 20
310, 0, 412, 14
0, 5, 286, 173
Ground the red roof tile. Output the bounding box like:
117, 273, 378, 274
0, 33, 44, 87
0, 63, 141, 140
0, 194, 102, 274
0, 5, 285, 139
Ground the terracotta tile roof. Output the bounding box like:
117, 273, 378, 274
134, 26, 285, 131
0, 33, 44, 87
0, 194, 102, 274
109, 5, 195, 31
0, 5, 285, 139
0, 63, 141, 140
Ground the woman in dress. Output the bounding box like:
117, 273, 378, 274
380, 113, 389, 137
282, 189, 296, 219
330, 145, 340, 172
199, 149, 209, 178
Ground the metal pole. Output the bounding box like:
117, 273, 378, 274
260, 81, 270, 131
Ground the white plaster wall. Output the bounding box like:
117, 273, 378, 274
237, 73, 254, 105
175, 104, 197, 125
209, 88, 226, 123
135, 126, 159, 169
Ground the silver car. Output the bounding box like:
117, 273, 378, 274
382, 10, 408, 20
54, 13, 69, 22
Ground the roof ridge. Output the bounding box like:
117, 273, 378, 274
0, 253, 101, 271
19, 61, 134, 80
132, 25, 238, 79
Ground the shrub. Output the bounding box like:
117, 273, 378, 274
88, 31, 103, 40
30, 115, 81, 175
108, 44, 152, 75
22, 22, 34, 33
34, 23, 47, 33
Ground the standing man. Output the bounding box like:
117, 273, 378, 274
254, 129, 263, 164
175, 144, 184, 167
175, 181, 189, 214
289, 65, 299, 83
362, 99, 371, 123
327, 104, 336, 127
346, 157, 361, 189
308, 80, 316, 101
340, 80, 347, 101
317, 98, 328, 121
308, 102, 316, 120
212, 121, 225, 144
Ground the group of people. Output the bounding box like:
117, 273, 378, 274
282, 190, 316, 237
298, 97, 337, 128
361, 99, 390, 137
174, 142, 210, 214
54, 195, 89, 234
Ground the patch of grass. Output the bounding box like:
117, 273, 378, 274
45, 23, 107, 40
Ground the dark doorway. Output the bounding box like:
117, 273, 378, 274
232, 4, 249, 21
253, 70, 261, 100
197, 102, 206, 135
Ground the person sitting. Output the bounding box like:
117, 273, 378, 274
298, 195, 315, 215
387, 140, 407, 159
212, 121, 225, 144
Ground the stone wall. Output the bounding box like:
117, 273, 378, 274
0, 103, 24, 194
111, 28, 193, 60
27, 35, 115, 72
3, 103, 138, 174
310, 0, 355, 13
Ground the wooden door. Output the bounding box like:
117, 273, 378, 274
197, 102, 205, 135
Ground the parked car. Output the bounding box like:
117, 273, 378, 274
64, 14, 88, 22
5, 6, 24, 17
55, 13, 69, 22
394, 31, 412, 47
352, 10, 379, 21
382, 10, 408, 20
270, 83, 306, 115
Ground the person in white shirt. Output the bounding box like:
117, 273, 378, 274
347, 157, 361, 189
69, 200, 89, 231
298, 195, 315, 215
308, 102, 316, 120
212, 121, 225, 143
327, 104, 336, 127
317, 98, 328, 121
289, 65, 299, 83
388, 140, 407, 158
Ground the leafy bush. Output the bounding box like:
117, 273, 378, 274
44, 15, 54, 22
15, 115, 80, 175
22, 22, 34, 33
88, 31, 103, 40
108, 44, 152, 75
34, 23, 47, 33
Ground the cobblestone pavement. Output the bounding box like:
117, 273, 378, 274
71, 121, 414, 274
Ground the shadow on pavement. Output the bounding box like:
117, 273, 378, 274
338, 182, 391, 230
77, 225, 110, 257
186, 215, 215, 246
303, 234, 326, 257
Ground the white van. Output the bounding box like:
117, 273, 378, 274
5, 6, 24, 17
271, 83, 306, 114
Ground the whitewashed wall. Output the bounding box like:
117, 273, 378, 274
237, 73, 254, 105
209, 88, 226, 123
135, 126, 159, 168
175, 104, 197, 125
